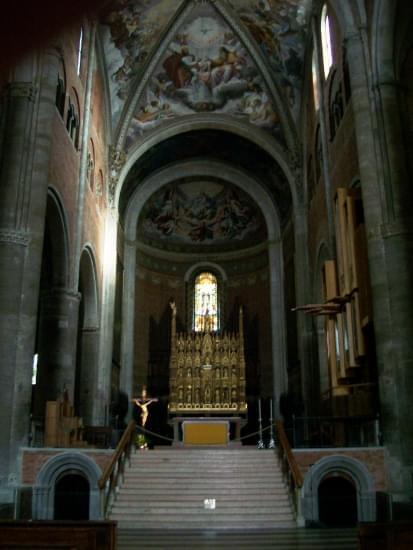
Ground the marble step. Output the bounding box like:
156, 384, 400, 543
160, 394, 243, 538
117, 528, 358, 550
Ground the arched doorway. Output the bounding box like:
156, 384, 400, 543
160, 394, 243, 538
54, 472, 90, 520
318, 475, 358, 526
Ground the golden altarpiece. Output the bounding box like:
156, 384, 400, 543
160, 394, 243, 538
168, 301, 247, 416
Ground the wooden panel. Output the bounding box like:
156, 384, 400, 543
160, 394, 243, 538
0, 521, 116, 550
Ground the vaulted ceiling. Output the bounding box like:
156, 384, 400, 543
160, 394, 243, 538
101, 0, 308, 261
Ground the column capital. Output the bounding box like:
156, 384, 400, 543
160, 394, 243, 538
3, 82, 37, 102
0, 229, 30, 246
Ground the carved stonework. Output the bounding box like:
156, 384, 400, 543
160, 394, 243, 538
108, 146, 126, 206
168, 302, 247, 414
0, 229, 30, 246
5, 82, 37, 102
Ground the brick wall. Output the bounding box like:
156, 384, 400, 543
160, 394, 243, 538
293, 448, 387, 491
20, 449, 114, 486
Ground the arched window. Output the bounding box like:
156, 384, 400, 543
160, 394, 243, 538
194, 272, 218, 332
87, 139, 95, 191
77, 26, 84, 76
312, 49, 320, 111
321, 4, 333, 79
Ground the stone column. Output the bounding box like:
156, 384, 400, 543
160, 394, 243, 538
293, 200, 317, 414
96, 207, 118, 424
268, 239, 288, 418
34, 288, 80, 416
346, 29, 413, 506
0, 51, 59, 506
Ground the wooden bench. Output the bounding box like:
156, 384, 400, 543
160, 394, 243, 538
359, 522, 413, 550
0, 520, 116, 549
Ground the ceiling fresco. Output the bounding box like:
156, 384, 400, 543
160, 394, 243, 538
125, 2, 282, 150
99, 0, 309, 137
137, 179, 267, 252
100, 0, 184, 128
227, 0, 308, 118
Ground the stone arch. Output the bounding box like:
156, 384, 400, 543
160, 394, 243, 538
43, 187, 70, 288
32, 451, 102, 520
75, 245, 100, 422
33, 188, 71, 417
114, 0, 298, 153
116, 115, 298, 210
120, 158, 287, 416
301, 454, 376, 524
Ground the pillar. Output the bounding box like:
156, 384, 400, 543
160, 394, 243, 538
34, 288, 81, 416
346, 28, 413, 506
0, 51, 59, 507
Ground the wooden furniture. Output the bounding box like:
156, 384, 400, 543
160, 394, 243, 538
44, 391, 88, 448
0, 520, 116, 550
358, 522, 413, 550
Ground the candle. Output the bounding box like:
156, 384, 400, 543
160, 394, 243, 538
269, 398, 273, 422
258, 397, 261, 419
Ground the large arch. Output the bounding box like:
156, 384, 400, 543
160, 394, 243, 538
33, 189, 73, 418
301, 454, 376, 524
75, 245, 100, 423
115, 115, 299, 209
32, 451, 102, 520
119, 157, 287, 417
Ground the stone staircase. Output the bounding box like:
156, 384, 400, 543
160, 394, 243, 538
109, 448, 295, 530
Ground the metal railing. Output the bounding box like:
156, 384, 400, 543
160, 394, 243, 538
287, 415, 381, 449
98, 420, 136, 518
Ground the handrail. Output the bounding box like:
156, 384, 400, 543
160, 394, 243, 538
275, 420, 303, 488
275, 420, 304, 525
98, 420, 136, 518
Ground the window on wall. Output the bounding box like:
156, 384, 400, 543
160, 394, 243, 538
321, 4, 334, 79
55, 74, 66, 117
77, 26, 84, 76
194, 272, 218, 332
312, 49, 320, 111
66, 98, 80, 148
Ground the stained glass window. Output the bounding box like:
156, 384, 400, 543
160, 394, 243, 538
194, 272, 218, 332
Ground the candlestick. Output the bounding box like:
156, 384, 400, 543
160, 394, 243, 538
257, 397, 265, 449
268, 398, 276, 449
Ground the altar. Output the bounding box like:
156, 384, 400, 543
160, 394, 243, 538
168, 416, 247, 447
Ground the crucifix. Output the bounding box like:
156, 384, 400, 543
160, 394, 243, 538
132, 386, 158, 427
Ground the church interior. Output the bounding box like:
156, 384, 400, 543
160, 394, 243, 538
1, 0, 413, 547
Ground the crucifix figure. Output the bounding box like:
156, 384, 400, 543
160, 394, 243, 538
132, 386, 158, 427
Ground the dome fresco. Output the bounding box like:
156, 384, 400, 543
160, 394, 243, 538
137, 179, 267, 252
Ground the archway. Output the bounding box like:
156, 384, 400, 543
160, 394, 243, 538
75, 246, 99, 423
118, 128, 292, 425
33, 189, 72, 423
301, 455, 376, 524
32, 452, 102, 520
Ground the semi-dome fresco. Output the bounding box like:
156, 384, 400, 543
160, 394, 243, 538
125, 1, 282, 149
137, 180, 267, 252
